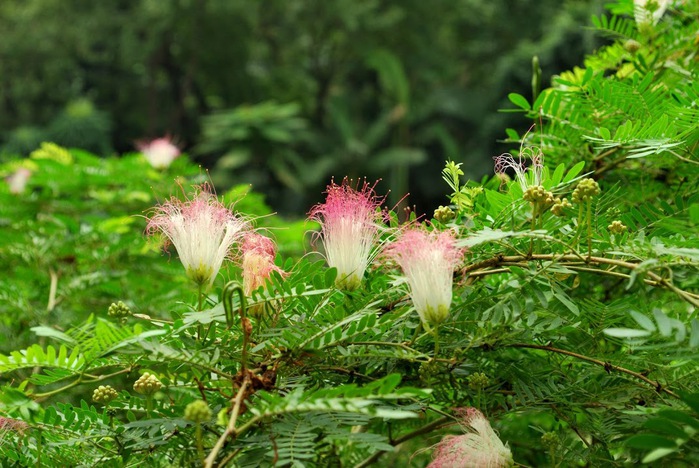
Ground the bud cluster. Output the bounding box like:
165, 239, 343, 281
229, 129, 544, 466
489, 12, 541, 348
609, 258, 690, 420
418, 361, 441, 385
523, 185, 555, 206
434, 205, 455, 223
541, 431, 560, 450
108, 301, 132, 319
572, 178, 601, 204
184, 400, 212, 424
551, 197, 572, 217
92, 385, 119, 404
608, 220, 628, 235
467, 372, 490, 391
133, 372, 162, 395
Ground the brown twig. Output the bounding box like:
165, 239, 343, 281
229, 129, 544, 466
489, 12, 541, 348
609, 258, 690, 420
204, 377, 251, 468
354, 416, 450, 468
507, 343, 678, 398
462, 253, 699, 307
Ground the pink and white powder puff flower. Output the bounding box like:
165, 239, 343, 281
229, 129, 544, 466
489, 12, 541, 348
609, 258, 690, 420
428, 408, 513, 468
6, 167, 32, 194
0, 416, 29, 434
309, 179, 384, 290
146, 184, 249, 289
384, 227, 463, 328
241, 232, 284, 297
137, 137, 181, 170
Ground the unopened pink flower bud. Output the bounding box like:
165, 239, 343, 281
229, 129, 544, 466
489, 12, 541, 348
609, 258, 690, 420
241, 233, 284, 296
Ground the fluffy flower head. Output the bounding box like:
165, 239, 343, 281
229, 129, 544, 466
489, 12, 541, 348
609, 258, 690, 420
6, 167, 32, 194
309, 179, 384, 290
138, 137, 181, 169
146, 184, 248, 288
241, 232, 284, 296
428, 408, 513, 468
384, 227, 462, 327
0, 416, 29, 435
493, 145, 544, 193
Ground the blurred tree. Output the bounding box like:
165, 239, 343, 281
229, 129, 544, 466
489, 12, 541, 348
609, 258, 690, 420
0, 0, 602, 213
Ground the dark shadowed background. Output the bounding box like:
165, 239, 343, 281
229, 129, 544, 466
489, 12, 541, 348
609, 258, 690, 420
0, 0, 602, 215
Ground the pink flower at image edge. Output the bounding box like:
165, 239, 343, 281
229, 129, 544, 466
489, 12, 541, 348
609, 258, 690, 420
6, 167, 32, 194
428, 408, 513, 468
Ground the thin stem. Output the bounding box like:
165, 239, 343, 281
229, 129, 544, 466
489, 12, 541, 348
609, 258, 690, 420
586, 200, 593, 258
205, 378, 250, 468
47, 268, 58, 312
432, 324, 440, 358
462, 253, 699, 308
354, 416, 450, 468
197, 283, 204, 340
36, 428, 42, 467
33, 376, 83, 399
195, 423, 204, 465
508, 343, 678, 398
349, 341, 429, 358
573, 203, 584, 248
529, 202, 537, 254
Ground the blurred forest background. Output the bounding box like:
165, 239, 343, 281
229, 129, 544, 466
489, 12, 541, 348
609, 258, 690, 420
0, 0, 603, 214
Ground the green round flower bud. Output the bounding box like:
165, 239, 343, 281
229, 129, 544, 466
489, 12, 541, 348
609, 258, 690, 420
133, 372, 162, 395
572, 178, 601, 204
434, 206, 456, 223
608, 220, 628, 235
92, 385, 119, 404
418, 361, 441, 385
551, 197, 572, 217
108, 301, 132, 319
184, 400, 212, 424
523, 186, 555, 207
541, 431, 560, 450
467, 372, 490, 391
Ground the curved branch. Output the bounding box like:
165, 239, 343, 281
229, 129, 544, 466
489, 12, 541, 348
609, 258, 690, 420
462, 253, 699, 307
507, 343, 678, 398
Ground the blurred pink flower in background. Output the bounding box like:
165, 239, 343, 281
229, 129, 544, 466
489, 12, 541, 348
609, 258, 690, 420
137, 137, 181, 169
309, 179, 384, 290
6, 167, 32, 194
384, 227, 462, 328
146, 184, 248, 289
241, 232, 284, 296
428, 408, 513, 468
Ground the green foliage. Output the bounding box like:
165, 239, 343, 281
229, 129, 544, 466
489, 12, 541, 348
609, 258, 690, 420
0, 2, 698, 467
